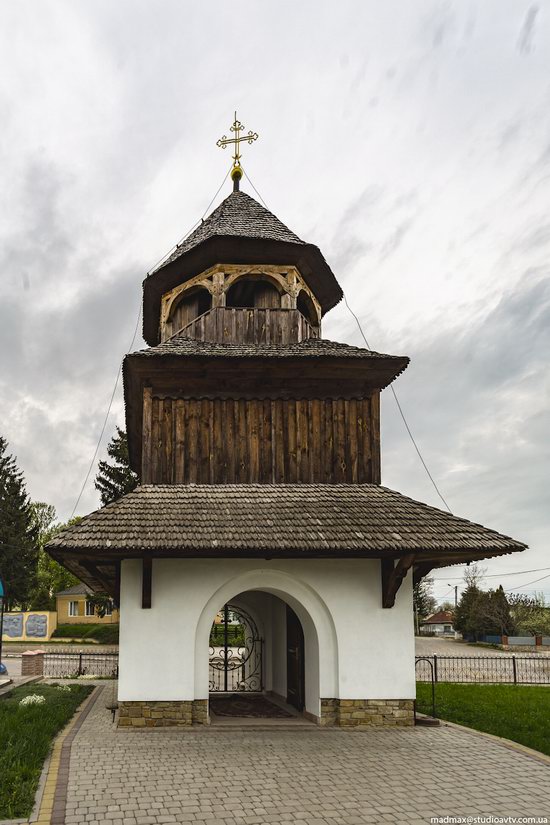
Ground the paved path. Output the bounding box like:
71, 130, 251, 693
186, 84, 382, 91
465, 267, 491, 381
59, 684, 550, 825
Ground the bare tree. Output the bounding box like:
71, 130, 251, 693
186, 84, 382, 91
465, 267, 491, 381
463, 563, 487, 589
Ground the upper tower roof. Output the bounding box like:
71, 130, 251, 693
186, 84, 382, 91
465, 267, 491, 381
142, 190, 343, 345
154, 190, 305, 267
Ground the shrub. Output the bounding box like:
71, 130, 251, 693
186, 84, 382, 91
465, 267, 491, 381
52, 624, 119, 644
209, 624, 245, 647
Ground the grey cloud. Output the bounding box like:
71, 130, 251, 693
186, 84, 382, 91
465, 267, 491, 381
517, 5, 539, 54
0, 0, 548, 582
421, 2, 456, 50
1, 160, 76, 293
379, 219, 415, 260
499, 119, 522, 150
379, 270, 550, 563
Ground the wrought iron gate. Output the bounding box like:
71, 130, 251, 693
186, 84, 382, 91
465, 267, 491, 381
209, 603, 263, 692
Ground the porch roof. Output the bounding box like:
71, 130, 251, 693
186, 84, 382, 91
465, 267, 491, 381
47, 483, 525, 560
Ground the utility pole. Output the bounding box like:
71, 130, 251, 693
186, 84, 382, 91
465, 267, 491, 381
447, 584, 458, 608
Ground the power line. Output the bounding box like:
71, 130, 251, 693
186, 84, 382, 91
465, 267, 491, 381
432, 565, 550, 581
200, 166, 233, 218
235, 173, 452, 515
69, 302, 142, 519
69, 166, 236, 518
242, 168, 269, 208
504, 572, 550, 592
147, 165, 233, 275
343, 294, 452, 513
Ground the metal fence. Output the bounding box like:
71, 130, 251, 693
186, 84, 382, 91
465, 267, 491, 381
40, 651, 550, 685
44, 651, 118, 679
415, 654, 550, 685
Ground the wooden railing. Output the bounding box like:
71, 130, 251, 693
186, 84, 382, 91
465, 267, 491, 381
168, 307, 319, 345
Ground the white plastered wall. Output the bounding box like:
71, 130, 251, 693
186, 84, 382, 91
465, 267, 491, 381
118, 558, 415, 716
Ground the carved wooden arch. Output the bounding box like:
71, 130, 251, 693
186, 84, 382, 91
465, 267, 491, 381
163, 279, 215, 325
166, 283, 213, 323
159, 263, 323, 340
223, 268, 289, 296
297, 288, 321, 327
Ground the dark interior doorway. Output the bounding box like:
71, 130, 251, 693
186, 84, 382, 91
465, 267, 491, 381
286, 604, 305, 711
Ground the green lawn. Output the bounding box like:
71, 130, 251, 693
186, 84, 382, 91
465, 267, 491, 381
416, 682, 550, 757
0, 682, 93, 819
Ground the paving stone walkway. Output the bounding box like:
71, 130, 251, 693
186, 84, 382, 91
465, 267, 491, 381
63, 686, 549, 825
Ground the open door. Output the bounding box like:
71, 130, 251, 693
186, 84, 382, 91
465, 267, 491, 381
286, 604, 305, 711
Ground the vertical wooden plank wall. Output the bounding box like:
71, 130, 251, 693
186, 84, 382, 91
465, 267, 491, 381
146, 396, 381, 484
141, 387, 153, 483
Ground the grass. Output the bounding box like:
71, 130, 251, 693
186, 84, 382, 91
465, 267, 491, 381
52, 623, 119, 644
416, 682, 550, 757
0, 682, 93, 819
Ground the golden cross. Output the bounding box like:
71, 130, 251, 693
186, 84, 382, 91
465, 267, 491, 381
217, 112, 259, 188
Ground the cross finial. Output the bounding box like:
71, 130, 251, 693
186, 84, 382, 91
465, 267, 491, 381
217, 111, 259, 191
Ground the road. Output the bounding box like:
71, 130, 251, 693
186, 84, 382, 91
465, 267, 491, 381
415, 636, 550, 657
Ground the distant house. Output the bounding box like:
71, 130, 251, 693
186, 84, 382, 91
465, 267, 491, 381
420, 610, 455, 636
56, 583, 119, 624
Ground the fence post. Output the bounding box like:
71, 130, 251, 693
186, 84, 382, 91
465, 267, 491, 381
433, 654, 438, 683
21, 650, 45, 677
78, 652, 83, 677
512, 655, 517, 685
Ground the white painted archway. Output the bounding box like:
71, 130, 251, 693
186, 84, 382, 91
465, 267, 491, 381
194, 568, 339, 718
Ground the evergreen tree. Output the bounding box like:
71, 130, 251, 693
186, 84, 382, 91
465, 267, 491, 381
454, 585, 484, 639
485, 585, 513, 635
94, 427, 138, 506
27, 502, 80, 610
0, 436, 38, 610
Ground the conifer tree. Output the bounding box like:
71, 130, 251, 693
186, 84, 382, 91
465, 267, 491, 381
94, 427, 138, 506
454, 585, 484, 639
27, 502, 79, 610
0, 436, 38, 609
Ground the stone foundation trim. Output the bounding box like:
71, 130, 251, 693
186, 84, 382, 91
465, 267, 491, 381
320, 698, 414, 727
118, 699, 209, 727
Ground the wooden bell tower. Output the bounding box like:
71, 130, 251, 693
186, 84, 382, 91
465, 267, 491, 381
124, 186, 408, 488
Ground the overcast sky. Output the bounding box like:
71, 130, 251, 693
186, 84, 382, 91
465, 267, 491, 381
1, 1, 549, 602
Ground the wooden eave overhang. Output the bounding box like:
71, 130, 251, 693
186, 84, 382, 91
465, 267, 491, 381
47, 546, 523, 606
46, 483, 526, 601
142, 235, 343, 345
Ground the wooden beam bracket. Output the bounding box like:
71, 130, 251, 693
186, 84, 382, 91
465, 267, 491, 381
381, 554, 415, 608
413, 562, 438, 588
80, 561, 117, 599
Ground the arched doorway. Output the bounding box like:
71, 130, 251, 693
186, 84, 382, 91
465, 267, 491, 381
196, 571, 338, 723
207, 591, 308, 720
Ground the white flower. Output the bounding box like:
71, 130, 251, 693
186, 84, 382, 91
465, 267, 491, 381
56, 685, 72, 692
20, 694, 46, 706
79, 674, 99, 679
